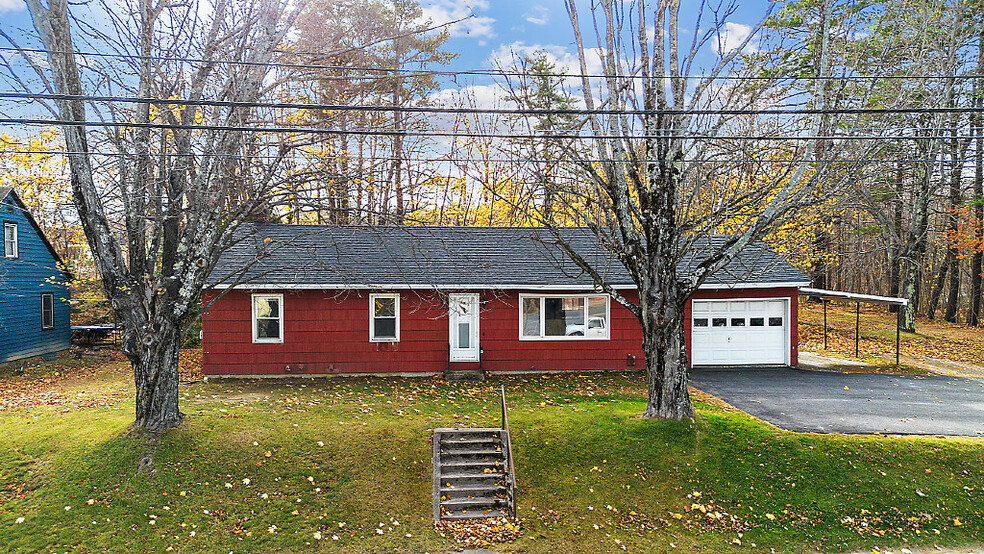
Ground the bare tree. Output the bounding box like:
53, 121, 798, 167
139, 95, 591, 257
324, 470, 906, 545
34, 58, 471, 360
16, 0, 306, 431
536, 0, 862, 419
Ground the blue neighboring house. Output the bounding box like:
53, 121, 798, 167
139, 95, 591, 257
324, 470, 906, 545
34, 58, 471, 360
0, 187, 72, 362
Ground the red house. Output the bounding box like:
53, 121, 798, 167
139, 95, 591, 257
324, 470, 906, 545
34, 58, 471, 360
201, 226, 809, 377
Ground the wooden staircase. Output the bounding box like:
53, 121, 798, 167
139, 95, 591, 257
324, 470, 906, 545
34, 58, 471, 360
432, 388, 517, 521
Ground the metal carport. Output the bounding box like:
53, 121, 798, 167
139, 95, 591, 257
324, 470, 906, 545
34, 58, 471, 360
800, 287, 909, 367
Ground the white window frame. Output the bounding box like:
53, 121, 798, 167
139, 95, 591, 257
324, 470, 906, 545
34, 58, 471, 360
4, 222, 17, 258
251, 293, 284, 344
518, 293, 611, 341
369, 293, 400, 342
41, 292, 54, 330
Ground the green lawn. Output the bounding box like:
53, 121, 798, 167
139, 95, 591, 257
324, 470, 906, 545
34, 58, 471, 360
1, 363, 983, 553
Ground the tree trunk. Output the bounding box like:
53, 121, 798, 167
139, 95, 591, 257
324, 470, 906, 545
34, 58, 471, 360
899, 161, 931, 332
900, 256, 919, 332
943, 112, 965, 322
640, 299, 693, 420
889, 163, 904, 312
124, 316, 182, 432
970, 99, 984, 325
927, 255, 948, 320
969, 34, 984, 326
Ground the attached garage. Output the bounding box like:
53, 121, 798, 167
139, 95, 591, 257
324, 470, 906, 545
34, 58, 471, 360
690, 298, 790, 366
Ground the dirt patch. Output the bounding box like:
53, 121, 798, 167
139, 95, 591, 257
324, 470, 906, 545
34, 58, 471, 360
0, 347, 133, 411
179, 348, 204, 381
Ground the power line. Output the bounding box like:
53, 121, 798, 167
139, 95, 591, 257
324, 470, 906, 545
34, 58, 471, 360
0, 149, 968, 165
2, 46, 983, 82
5, 92, 984, 117
2, 117, 979, 141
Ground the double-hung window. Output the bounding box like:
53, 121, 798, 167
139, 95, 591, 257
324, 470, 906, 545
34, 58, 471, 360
41, 293, 54, 329
520, 294, 610, 340
3, 223, 17, 258
252, 293, 283, 343
369, 293, 400, 342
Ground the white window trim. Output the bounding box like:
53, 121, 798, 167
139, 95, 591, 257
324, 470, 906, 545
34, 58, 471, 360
251, 293, 284, 344
369, 293, 400, 342
41, 292, 54, 330
4, 222, 17, 258
518, 293, 611, 341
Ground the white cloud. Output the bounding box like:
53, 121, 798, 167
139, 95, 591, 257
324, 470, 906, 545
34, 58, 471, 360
430, 83, 511, 111
420, 1, 496, 39
489, 42, 582, 74
23, 51, 51, 70
715, 22, 758, 55
523, 6, 549, 26
0, 0, 24, 13
489, 41, 604, 84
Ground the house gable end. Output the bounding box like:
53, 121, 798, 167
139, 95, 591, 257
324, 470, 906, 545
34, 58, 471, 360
0, 188, 72, 362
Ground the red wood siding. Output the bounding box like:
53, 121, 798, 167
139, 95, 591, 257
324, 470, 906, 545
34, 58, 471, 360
201, 286, 799, 376
201, 289, 645, 376
683, 287, 800, 367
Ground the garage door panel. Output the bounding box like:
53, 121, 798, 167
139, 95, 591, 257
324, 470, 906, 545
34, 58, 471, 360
691, 298, 788, 366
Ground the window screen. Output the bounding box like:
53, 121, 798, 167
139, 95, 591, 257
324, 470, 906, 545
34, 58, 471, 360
3, 223, 16, 258
41, 293, 54, 329
370, 295, 399, 341
253, 294, 283, 342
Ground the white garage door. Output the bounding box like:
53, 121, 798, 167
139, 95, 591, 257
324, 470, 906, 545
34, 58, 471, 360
691, 299, 788, 365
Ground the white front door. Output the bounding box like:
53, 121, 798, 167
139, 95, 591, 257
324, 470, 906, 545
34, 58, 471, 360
691, 299, 788, 365
449, 293, 480, 362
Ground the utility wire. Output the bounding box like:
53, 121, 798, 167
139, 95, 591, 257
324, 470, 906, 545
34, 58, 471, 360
1, 117, 978, 141
0, 149, 968, 165
2, 46, 983, 82
4, 92, 984, 117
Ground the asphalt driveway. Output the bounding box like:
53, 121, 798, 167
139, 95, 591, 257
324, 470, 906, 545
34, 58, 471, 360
689, 367, 984, 436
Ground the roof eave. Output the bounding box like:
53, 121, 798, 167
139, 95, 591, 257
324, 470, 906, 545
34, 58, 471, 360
209, 280, 811, 291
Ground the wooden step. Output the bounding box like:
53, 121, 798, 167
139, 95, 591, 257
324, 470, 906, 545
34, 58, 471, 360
441, 460, 506, 471
441, 438, 502, 446
441, 484, 507, 495
441, 509, 510, 520
433, 424, 515, 522
440, 472, 505, 482
441, 447, 506, 458
441, 496, 508, 508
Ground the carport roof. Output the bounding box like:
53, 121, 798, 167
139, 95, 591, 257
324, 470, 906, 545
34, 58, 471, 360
800, 287, 908, 306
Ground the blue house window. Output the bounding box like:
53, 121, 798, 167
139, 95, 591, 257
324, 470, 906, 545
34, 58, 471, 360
3, 222, 16, 258
41, 293, 54, 329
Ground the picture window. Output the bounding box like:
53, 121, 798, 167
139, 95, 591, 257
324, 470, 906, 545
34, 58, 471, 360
520, 294, 609, 340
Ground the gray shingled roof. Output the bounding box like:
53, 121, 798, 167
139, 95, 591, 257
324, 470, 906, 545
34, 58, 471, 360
208, 225, 809, 289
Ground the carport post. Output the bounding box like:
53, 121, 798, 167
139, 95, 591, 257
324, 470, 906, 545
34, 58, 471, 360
854, 301, 861, 358
896, 307, 901, 367
823, 300, 828, 350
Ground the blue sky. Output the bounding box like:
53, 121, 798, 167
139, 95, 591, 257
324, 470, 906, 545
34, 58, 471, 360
0, 0, 779, 127
421, 0, 776, 102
